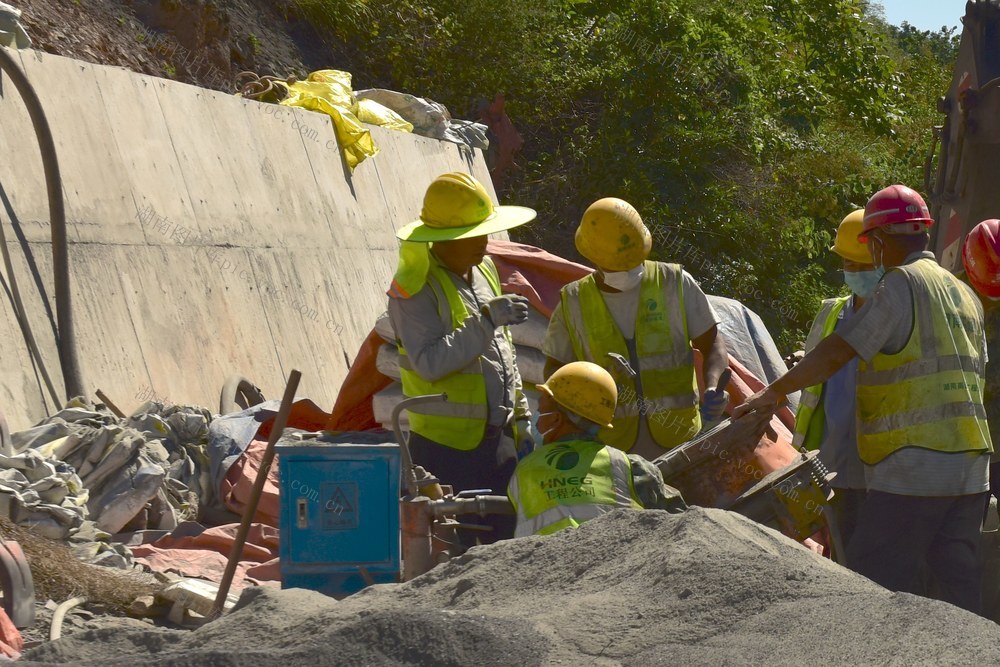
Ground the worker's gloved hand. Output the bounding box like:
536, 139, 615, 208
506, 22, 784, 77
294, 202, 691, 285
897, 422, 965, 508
699, 388, 729, 429
482, 295, 530, 327
515, 421, 536, 461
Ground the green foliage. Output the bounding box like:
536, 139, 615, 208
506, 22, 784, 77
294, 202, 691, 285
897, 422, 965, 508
301, 0, 957, 352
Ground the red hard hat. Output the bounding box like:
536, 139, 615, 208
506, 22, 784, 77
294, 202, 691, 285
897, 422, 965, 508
859, 185, 934, 242
962, 219, 1000, 299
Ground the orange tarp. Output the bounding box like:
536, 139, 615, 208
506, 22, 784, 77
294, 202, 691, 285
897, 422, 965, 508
221, 399, 333, 526
131, 523, 280, 588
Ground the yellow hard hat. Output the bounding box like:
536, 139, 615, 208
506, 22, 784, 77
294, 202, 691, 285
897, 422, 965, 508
575, 198, 652, 271
537, 361, 618, 429
831, 210, 873, 264
396, 172, 536, 242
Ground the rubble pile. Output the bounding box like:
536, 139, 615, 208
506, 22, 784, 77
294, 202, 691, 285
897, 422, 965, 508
21, 508, 1000, 666
7, 399, 214, 567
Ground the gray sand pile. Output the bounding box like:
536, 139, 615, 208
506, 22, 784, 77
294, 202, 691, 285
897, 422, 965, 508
21, 508, 1000, 666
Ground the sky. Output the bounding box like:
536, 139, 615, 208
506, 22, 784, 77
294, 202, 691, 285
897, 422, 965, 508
875, 1, 966, 32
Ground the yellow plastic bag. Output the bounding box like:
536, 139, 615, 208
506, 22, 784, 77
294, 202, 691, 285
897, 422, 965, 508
357, 98, 414, 133
303, 69, 357, 109
280, 70, 376, 171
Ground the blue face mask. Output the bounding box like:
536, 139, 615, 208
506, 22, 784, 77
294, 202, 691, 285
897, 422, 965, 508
844, 268, 885, 298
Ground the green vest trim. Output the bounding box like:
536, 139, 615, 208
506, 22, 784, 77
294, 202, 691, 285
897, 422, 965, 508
792, 295, 851, 450
507, 439, 641, 537
856, 259, 993, 464
560, 261, 699, 453
397, 256, 504, 451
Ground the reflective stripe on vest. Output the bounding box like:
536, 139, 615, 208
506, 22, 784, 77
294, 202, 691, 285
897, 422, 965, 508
561, 261, 699, 452
792, 296, 851, 450
507, 439, 641, 537
856, 259, 993, 464
397, 257, 503, 451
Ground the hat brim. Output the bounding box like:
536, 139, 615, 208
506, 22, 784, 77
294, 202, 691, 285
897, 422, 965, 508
396, 205, 536, 242
536, 381, 614, 430
830, 244, 873, 264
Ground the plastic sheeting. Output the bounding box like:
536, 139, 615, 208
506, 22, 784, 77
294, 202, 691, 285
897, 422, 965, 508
0, 2, 30, 49
356, 88, 489, 151
131, 521, 280, 589
708, 295, 799, 412
210, 399, 332, 526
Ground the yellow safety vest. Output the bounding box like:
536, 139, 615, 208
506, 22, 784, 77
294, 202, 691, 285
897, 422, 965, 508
793, 296, 851, 450
561, 261, 700, 452
856, 258, 993, 464
507, 439, 642, 537
397, 257, 506, 450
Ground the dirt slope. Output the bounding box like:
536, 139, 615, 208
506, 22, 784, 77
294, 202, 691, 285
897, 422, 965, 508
13, 0, 334, 92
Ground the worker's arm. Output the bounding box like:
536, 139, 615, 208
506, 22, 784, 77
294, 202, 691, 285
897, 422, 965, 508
733, 333, 858, 417
681, 271, 727, 389
388, 290, 495, 382
691, 324, 728, 390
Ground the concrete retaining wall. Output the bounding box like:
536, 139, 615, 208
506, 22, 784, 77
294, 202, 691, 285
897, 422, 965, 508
0, 47, 496, 430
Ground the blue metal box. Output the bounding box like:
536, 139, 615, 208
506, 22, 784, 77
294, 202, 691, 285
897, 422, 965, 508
277, 434, 400, 598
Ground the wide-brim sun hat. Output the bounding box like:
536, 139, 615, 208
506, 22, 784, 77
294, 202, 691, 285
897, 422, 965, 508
396, 172, 536, 242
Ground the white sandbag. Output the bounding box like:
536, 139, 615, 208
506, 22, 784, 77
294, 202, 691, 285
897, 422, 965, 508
376, 343, 402, 380
373, 382, 406, 428
374, 311, 396, 343
514, 345, 546, 386
509, 307, 549, 350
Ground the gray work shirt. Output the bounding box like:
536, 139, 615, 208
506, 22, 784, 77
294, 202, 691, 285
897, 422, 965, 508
387, 256, 529, 428
837, 251, 989, 496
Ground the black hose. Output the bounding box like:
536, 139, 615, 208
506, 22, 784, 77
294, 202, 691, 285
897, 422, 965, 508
0, 47, 84, 399
219, 374, 266, 414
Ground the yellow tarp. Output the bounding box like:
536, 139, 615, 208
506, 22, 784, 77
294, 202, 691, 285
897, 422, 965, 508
278, 70, 412, 171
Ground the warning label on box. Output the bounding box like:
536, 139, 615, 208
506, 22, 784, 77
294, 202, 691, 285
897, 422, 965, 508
321, 482, 358, 530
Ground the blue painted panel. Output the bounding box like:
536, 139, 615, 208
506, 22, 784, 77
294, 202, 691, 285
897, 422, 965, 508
277, 441, 400, 596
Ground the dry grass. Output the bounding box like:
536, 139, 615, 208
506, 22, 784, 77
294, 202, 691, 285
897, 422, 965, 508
0, 518, 161, 612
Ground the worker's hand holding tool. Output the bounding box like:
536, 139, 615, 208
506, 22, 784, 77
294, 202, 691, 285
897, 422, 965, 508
700, 388, 729, 425
483, 294, 530, 327
699, 369, 731, 429
732, 386, 786, 419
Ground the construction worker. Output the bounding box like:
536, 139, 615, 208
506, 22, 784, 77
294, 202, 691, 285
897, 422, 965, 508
543, 198, 730, 461
388, 172, 536, 545
962, 219, 1000, 507
735, 185, 992, 614
507, 361, 686, 537
792, 210, 876, 547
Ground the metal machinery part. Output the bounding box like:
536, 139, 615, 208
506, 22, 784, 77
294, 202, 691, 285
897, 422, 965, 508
393, 394, 515, 581
926, 0, 1000, 272
728, 450, 843, 561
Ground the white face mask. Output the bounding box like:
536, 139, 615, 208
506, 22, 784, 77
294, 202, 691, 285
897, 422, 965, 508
601, 265, 644, 291
533, 412, 560, 447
